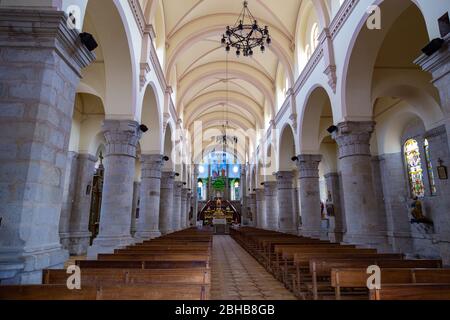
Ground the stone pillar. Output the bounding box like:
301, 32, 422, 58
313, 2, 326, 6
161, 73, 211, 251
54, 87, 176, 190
159, 172, 175, 235
59, 152, 79, 251
324, 173, 345, 243
424, 125, 450, 265
87, 120, 142, 258
130, 181, 140, 237
296, 155, 322, 238
181, 187, 188, 229
193, 165, 199, 226
186, 191, 192, 227
332, 122, 388, 249
264, 181, 278, 231
135, 154, 163, 240
65, 154, 96, 255
172, 182, 183, 231
249, 193, 257, 227
293, 187, 300, 232
0, 9, 94, 284
416, 35, 450, 265
240, 169, 248, 225
377, 154, 414, 253
276, 171, 296, 234
255, 189, 265, 229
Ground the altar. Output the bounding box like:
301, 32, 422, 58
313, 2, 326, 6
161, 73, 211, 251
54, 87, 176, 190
198, 198, 240, 234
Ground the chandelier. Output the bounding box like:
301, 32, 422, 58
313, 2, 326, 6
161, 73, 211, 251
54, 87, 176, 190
221, 1, 271, 57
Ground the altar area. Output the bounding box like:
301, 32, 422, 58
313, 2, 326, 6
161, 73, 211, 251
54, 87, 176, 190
198, 198, 240, 234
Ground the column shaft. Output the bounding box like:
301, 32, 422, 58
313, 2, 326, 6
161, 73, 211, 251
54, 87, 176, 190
135, 154, 163, 240
333, 122, 388, 249
264, 181, 278, 231
181, 188, 188, 229
172, 182, 183, 231
324, 173, 345, 243
255, 189, 265, 229
296, 155, 322, 238
159, 172, 175, 234
276, 171, 296, 234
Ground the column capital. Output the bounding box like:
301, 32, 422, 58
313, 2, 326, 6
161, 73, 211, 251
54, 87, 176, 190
161, 171, 176, 188
296, 154, 322, 178
332, 121, 375, 158
276, 171, 294, 189
0, 9, 95, 77
263, 181, 277, 196
102, 120, 142, 158
141, 154, 164, 179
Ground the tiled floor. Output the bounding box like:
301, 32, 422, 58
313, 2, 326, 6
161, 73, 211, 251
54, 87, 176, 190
211, 235, 297, 300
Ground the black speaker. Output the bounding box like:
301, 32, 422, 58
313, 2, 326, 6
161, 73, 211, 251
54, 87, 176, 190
163, 156, 169, 161
79, 32, 98, 51
139, 124, 149, 133
291, 156, 299, 162
327, 125, 338, 134
422, 38, 445, 56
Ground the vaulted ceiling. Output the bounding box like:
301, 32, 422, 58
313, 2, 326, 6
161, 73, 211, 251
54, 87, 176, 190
161, 0, 302, 137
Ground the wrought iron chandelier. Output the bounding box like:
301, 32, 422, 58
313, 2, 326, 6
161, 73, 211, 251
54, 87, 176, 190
221, 1, 271, 57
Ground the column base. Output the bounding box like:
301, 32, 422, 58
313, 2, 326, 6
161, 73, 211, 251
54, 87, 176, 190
279, 228, 297, 235
343, 233, 391, 252
60, 232, 92, 256
87, 235, 135, 259
134, 230, 161, 242
0, 245, 68, 284
298, 226, 321, 239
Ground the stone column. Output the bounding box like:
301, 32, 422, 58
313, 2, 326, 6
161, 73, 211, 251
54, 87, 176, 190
332, 122, 388, 249
296, 155, 322, 238
248, 193, 257, 227
186, 191, 192, 227
264, 181, 278, 231
424, 125, 450, 265
87, 120, 142, 257
135, 154, 163, 240
293, 187, 300, 233
276, 171, 296, 234
59, 152, 79, 251
172, 182, 183, 231
159, 172, 175, 235
416, 35, 450, 265
181, 187, 188, 229
255, 189, 266, 229
0, 9, 94, 284
324, 173, 345, 243
130, 181, 140, 237
193, 165, 199, 226
65, 154, 96, 255
240, 169, 248, 225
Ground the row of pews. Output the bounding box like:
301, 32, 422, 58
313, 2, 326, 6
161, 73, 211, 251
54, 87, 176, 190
0, 228, 213, 300
230, 227, 450, 300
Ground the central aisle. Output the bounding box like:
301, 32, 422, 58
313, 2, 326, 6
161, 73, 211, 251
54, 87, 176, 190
211, 235, 297, 300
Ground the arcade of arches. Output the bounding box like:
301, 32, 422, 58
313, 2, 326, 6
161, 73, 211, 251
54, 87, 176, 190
1, 0, 450, 292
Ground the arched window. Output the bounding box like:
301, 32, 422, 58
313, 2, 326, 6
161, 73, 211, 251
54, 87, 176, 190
424, 139, 437, 195
404, 139, 425, 198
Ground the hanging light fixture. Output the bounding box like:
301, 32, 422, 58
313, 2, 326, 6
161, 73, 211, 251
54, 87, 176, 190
221, 1, 270, 57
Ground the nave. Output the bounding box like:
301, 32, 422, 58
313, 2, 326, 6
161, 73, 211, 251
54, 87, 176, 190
2, 227, 450, 301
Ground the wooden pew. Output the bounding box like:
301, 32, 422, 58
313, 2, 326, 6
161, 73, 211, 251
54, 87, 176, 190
370, 284, 450, 300
332, 268, 450, 300
43, 268, 210, 286
0, 284, 208, 300
309, 258, 442, 300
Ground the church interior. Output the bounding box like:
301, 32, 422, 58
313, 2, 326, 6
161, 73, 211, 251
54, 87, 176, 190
1, 0, 450, 302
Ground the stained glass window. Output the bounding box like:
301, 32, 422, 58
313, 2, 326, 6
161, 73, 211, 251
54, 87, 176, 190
424, 139, 437, 195
404, 139, 425, 198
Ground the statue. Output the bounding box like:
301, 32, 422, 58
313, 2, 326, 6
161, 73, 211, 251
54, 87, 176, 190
325, 192, 335, 217
410, 197, 433, 225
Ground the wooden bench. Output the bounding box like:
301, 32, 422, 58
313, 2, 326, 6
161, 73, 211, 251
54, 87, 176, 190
332, 268, 450, 300
370, 284, 450, 300
0, 284, 208, 300
309, 258, 442, 300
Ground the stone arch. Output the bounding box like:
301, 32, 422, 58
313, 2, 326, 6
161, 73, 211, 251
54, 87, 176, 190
84, 0, 137, 119
278, 124, 297, 171
140, 82, 163, 154
298, 85, 334, 153
163, 123, 175, 171
341, 0, 433, 122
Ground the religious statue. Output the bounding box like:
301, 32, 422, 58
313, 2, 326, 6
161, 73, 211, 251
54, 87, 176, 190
410, 197, 433, 225
325, 192, 335, 217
